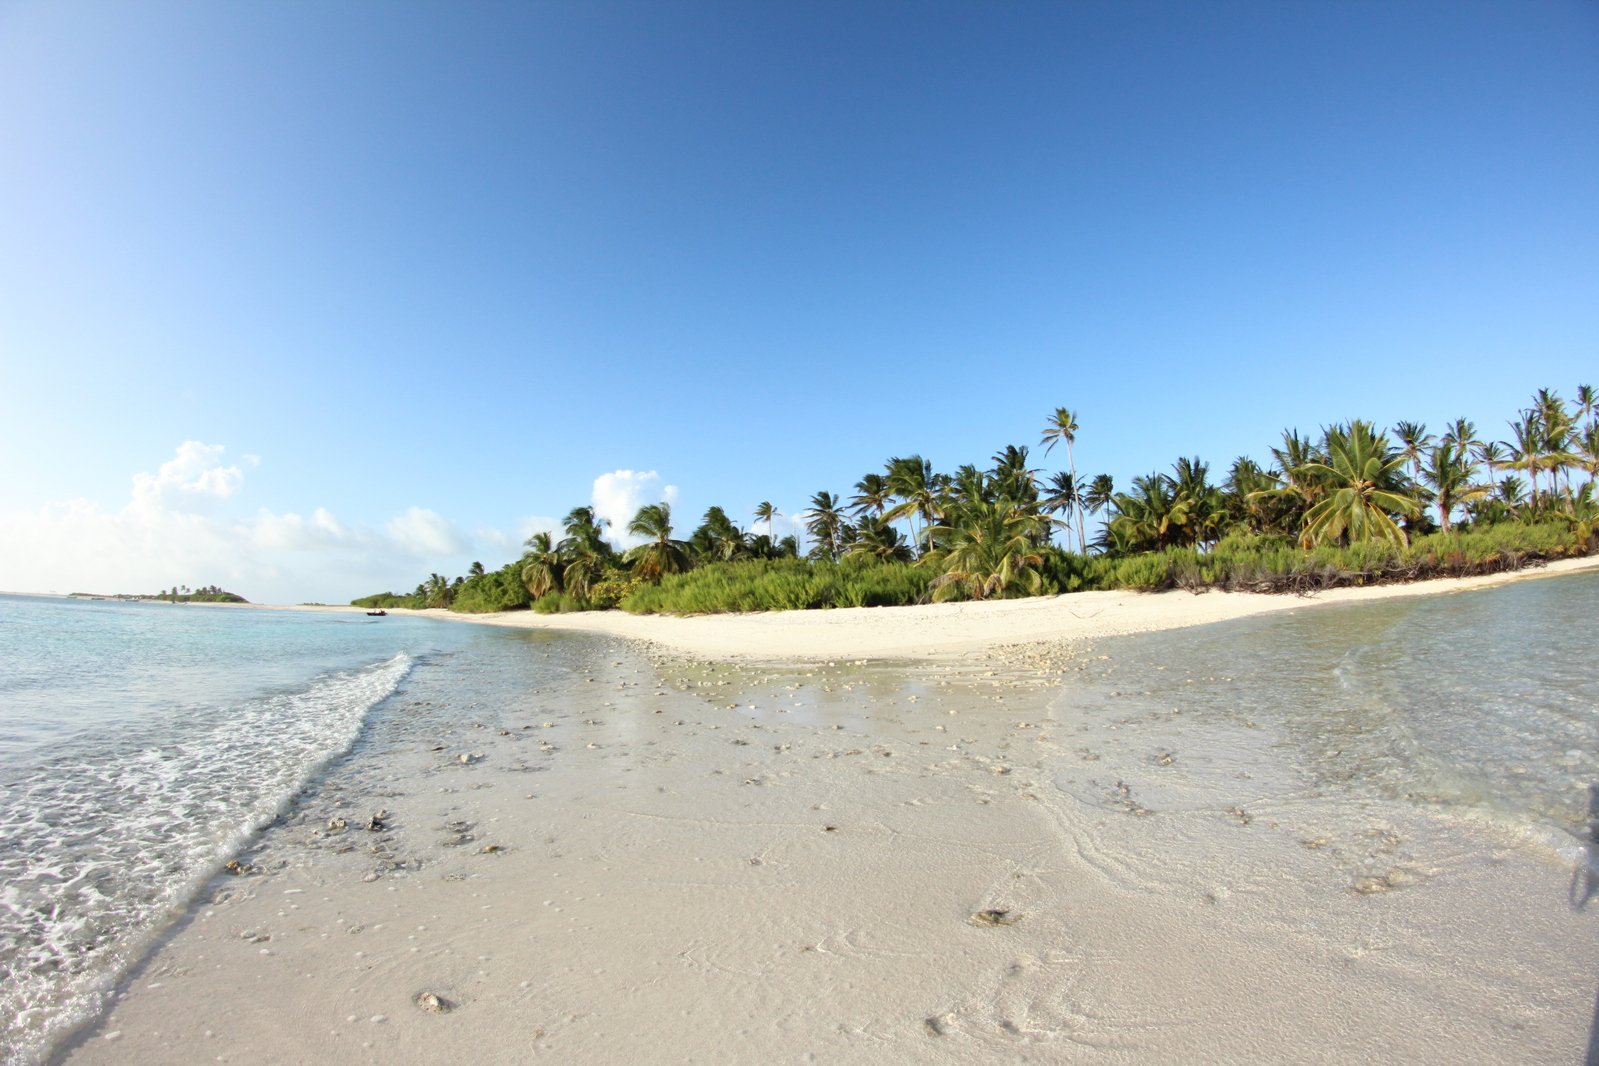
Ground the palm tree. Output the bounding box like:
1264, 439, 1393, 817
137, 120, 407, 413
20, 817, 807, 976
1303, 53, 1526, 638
989, 445, 1040, 507
1040, 471, 1081, 550
1421, 440, 1486, 534
625, 502, 692, 581
1297, 421, 1420, 547
556, 506, 613, 602
692, 506, 749, 562
805, 491, 847, 561
1040, 407, 1086, 552
423, 572, 453, 609
1108, 473, 1196, 551
1507, 409, 1544, 508
1392, 421, 1433, 489
923, 501, 1049, 601
1169, 456, 1225, 546
753, 501, 780, 541
1225, 457, 1285, 536
1473, 440, 1506, 484
560, 506, 611, 556
843, 515, 913, 562
1580, 421, 1599, 482
848, 474, 891, 519
1534, 389, 1577, 505
520, 531, 563, 599
1260, 428, 1327, 532
883, 456, 941, 558
944, 464, 992, 511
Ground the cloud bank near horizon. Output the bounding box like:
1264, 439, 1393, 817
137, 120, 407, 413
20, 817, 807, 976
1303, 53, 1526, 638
0, 442, 484, 604
0, 445, 715, 605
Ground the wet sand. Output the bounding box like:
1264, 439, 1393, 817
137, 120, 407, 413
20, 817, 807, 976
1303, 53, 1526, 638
50, 559, 1599, 1064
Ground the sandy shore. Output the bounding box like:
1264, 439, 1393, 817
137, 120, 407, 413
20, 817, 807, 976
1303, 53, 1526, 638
47, 558, 1599, 1064
382, 554, 1599, 661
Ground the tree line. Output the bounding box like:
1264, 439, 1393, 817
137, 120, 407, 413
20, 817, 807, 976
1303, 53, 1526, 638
354, 385, 1598, 614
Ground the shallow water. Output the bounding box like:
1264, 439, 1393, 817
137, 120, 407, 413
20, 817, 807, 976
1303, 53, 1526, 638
1057, 570, 1599, 844
6, 572, 1598, 1063
0, 597, 505, 1065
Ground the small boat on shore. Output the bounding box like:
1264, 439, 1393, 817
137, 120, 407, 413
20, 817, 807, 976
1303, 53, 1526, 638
366, 610, 387, 617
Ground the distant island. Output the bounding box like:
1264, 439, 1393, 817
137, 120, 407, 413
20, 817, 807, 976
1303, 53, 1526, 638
71, 585, 249, 604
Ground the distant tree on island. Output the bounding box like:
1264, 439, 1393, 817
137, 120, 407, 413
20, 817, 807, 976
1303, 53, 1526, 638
353, 384, 1599, 616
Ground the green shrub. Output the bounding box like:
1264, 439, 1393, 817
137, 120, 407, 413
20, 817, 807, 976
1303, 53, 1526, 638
621, 558, 930, 615
449, 566, 532, 613
351, 592, 424, 609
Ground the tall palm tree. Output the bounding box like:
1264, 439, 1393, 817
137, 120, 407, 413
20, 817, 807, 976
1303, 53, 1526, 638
1392, 421, 1433, 489
1297, 421, 1419, 547
1441, 418, 1479, 457
883, 456, 940, 558
1040, 471, 1081, 550
1261, 428, 1327, 532
1040, 407, 1086, 552
1507, 409, 1543, 508
1534, 389, 1577, 505
625, 502, 691, 581
1421, 440, 1485, 534
753, 501, 780, 541
1473, 440, 1506, 483
1580, 422, 1599, 482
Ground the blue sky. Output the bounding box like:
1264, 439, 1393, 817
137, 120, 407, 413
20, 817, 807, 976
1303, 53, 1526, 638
2, 1, 1595, 602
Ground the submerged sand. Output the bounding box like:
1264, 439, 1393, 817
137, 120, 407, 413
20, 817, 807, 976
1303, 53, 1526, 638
52, 557, 1599, 1064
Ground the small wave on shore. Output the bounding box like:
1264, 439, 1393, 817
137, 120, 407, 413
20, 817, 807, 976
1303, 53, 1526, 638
0, 652, 411, 1066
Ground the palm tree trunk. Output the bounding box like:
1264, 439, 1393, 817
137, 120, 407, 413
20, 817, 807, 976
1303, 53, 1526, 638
1066, 440, 1085, 552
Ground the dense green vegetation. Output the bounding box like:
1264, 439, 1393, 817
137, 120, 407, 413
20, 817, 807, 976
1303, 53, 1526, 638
172, 585, 248, 603
73, 585, 250, 603
357, 386, 1599, 615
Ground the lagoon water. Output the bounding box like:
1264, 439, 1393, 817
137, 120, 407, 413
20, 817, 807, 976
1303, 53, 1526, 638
2, 574, 1597, 1063
0, 597, 527, 1065
1060, 569, 1599, 843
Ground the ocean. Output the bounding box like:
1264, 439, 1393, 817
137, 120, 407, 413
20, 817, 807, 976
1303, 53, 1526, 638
2, 573, 1596, 1063
0, 597, 533, 1065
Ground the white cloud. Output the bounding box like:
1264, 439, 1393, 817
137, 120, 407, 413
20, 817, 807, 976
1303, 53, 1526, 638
385, 507, 468, 557
0, 442, 487, 604
591, 470, 678, 548
129, 440, 244, 512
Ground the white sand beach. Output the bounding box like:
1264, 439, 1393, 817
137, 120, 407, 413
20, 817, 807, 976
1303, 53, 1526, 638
409, 553, 1599, 661
53, 557, 1599, 1065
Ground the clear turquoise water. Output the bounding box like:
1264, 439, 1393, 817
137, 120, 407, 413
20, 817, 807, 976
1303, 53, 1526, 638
0, 597, 503, 1065
1059, 569, 1599, 840
1, 573, 1595, 1063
